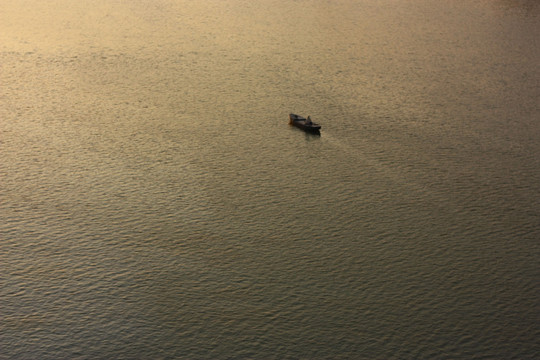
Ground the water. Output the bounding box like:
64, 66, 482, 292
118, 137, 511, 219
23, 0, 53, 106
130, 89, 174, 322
1, 0, 539, 358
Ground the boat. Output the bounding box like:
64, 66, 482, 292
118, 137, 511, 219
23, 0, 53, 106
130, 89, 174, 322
289, 113, 321, 133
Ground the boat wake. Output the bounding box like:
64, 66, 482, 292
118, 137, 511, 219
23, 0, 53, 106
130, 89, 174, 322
321, 132, 359, 157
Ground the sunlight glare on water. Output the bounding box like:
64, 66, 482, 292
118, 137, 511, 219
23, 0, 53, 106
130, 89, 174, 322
1, 0, 539, 358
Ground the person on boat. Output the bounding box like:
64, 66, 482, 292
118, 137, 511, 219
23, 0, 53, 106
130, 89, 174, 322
306, 116, 312, 125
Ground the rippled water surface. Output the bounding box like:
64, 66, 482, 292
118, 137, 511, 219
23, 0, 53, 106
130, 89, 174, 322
1, 0, 539, 358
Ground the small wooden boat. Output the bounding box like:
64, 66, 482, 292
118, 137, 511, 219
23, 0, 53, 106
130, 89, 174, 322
289, 113, 321, 133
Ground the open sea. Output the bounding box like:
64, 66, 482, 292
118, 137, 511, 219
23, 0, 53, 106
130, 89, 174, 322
1, 0, 539, 358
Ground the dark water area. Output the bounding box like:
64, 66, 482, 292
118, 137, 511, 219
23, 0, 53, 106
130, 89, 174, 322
1, 0, 539, 358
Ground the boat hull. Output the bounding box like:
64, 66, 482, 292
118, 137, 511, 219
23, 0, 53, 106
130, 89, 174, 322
289, 113, 321, 133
